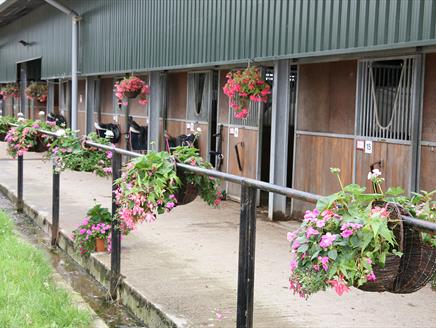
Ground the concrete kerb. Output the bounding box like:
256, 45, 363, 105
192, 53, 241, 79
0, 182, 178, 328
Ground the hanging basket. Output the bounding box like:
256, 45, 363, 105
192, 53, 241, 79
29, 135, 48, 153
175, 169, 198, 206
124, 90, 141, 99
358, 202, 404, 292
393, 224, 436, 293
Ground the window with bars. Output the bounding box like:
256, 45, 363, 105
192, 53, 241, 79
357, 58, 415, 141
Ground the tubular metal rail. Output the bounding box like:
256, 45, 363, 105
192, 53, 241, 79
12, 127, 436, 328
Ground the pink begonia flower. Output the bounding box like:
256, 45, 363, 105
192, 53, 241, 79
327, 278, 350, 296
291, 240, 300, 250
371, 206, 389, 218
166, 202, 175, 210
321, 209, 334, 220
106, 151, 113, 159
304, 208, 320, 223
319, 233, 337, 249
103, 167, 112, 175
367, 272, 376, 282
289, 258, 298, 272
316, 219, 326, 228
306, 226, 320, 238
318, 256, 329, 271
145, 212, 156, 223
79, 229, 86, 235
82, 217, 89, 226
287, 231, 297, 242
340, 229, 354, 238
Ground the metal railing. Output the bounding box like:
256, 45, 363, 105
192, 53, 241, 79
11, 127, 436, 328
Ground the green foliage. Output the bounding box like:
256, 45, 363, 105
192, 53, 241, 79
172, 146, 224, 206
46, 130, 112, 177
72, 204, 113, 256
0, 210, 91, 327
0, 115, 17, 136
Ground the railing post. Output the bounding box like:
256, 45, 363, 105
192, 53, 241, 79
51, 165, 60, 246
236, 185, 257, 328
110, 151, 122, 299
17, 154, 23, 212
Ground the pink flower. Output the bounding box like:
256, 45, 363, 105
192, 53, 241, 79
318, 256, 329, 271
103, 167, 112, 175
319, 233, 337, 249
367, 258, 372, 265
340, 229, 353, 238
291, 240, 300, 250
306, 226, 320, 238
213, 198, 221, 206
304, 209, 320, 223
79, 229, 86, 235
371, 206, 389, 218
313, 264, 320, 272
287, 231, 297, 242
106, 151, 113, 159
367, 272, 376, 282
290, 259, 298, 272
82, 218, 89, 226
316, 219, 326, 228
327, 277, 350, 296
166, 202, 175, 210
145, 212, 156, 223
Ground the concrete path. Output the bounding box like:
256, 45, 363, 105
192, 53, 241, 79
0, 143, 435, 328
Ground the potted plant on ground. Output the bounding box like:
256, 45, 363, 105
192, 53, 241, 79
223, 66, 271, 119
288, 168, 435, 298
25, 82, 48, 103
0, 83, 19, 99
45, 130, 113, 177
5, 119, 58, 158
113, 76, 149, 107
73, 204, 113, 256
114, 146, 224, 233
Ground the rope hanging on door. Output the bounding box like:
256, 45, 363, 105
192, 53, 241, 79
368, 61, 406, 131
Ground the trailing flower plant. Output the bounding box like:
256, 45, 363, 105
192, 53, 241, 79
288, 168, 435, 298
0, 83, 19, 99
223, 66, 271, 119
45, 130, 113, 177
25, 82, 48, 103
5, 119, 58, 158
73, 204, 113, 256
113, 76, 150, 107
114, 146, 223, 233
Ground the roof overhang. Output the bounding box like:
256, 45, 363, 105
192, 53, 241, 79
0, 0, 44, 28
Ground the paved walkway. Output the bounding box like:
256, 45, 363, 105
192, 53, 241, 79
0, 143, 435, 328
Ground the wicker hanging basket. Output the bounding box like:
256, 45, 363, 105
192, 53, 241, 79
175, 169, 198, 205
124, 90, 141, 98
359, 202, 436, 293
358, 202, 404, 292
28, 135, 48, 153
393, 223, 436, 293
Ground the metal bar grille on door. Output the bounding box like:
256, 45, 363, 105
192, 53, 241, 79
357, 57, 414, 141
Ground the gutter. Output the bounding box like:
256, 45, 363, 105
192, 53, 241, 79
43, 0, 80, 131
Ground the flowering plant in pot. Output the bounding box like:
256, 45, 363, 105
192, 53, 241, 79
45, 130, 113, 177
0, 83, 19, 99
223, 66, 271, 119
0, 116, 18, 140
288, 168, 436, 298
73, 204, 113, 256
113, 76, 150, 107
5, 119, 58, 158
25, 82, 48, 103
114, 146, 223, 233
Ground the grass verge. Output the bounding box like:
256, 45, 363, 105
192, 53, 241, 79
0, 210, 91, 327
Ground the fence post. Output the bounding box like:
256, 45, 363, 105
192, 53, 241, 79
17, 154, 23, 212
110, 151, 122, 299
51, 165, 60, 246
236, 184, 257, 328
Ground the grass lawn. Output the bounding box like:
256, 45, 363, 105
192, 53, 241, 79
0, 210, 91, 327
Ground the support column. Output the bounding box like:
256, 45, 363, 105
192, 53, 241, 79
410, 53, 424, 192
268, 60, 290, 220
71, 17, 79, 131
19, 63, 28, 118
148, 71, 163, 151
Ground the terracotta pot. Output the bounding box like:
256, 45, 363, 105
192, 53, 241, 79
95, 238, 106, 252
